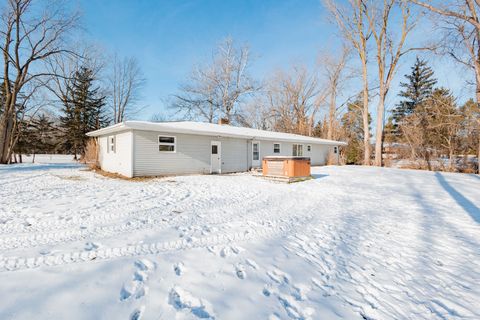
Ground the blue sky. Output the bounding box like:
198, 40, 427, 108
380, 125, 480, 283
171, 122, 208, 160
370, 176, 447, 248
77, 0, 471, 121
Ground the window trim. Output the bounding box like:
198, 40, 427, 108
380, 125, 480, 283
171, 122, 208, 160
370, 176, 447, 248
273, 142, 281, 154
158, 135, 176, 153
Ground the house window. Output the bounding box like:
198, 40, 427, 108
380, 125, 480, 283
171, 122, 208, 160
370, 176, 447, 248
253, 142, 259, 160
108, 136, 115, 153
307, 145, 311, 152
273, 143, 280, 153
292, 144, 303, 156
159, 135, 176, 152
334, 146, 338, 154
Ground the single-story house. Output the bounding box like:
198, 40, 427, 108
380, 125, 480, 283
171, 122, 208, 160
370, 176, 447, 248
86, 121, 347, 178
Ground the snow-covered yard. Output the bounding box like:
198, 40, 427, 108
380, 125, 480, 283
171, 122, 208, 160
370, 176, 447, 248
1, 156, 479, 320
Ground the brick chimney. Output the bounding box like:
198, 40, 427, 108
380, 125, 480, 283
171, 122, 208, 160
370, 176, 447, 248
218, 118, 230, 125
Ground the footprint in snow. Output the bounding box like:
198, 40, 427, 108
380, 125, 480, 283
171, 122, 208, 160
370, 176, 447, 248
120, 282, 137, 301
120, 259, 155, 302
134, 269, 149, 282
220, 245, 245, 258
235, 264, 246, 279
135, 283, 148, 299
135, 259, 155, 271
84, 242, 100, 251
168, 286, 215, 319
245, 259, 259, 270
174, 262, 185, 276
267, 269, 290, 285
130, 306, 145, 320
263, 285, 274, 297
220, 246, 231, 258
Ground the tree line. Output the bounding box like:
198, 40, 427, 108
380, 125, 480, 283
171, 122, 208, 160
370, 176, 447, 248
170, 1, 480, 173
1, 0, 479, 173
0, 0, 145, 163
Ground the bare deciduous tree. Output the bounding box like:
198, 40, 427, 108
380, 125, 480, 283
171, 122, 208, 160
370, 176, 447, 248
366, 0, 416, 166
172, 37, 259, 124
320, 46, 351, 164
323, 0, 372, 165
321, 46, 351, 141
265, 65, 328, 136
410, 0, 480, 172
0, 0, 79, 163
109, 55, 145, 123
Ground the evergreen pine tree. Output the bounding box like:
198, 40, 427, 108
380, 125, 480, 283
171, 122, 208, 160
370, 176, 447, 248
60, 66, 108, 158
393, 57, 437, 125
31, 114, 56, 154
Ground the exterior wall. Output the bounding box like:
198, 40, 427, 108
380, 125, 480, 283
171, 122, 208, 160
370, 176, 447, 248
132, 130, 248, 176
98, 130, 133, 177
249, 140, 331, 167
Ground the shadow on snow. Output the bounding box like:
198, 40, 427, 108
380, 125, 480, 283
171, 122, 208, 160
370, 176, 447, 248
435, 172, 480, 224
0, 163, 81, 173
311, 174, 329, 180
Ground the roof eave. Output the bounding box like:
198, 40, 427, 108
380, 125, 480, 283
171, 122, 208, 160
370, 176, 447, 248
86, 121, 348, 146
86, 122, 128, 137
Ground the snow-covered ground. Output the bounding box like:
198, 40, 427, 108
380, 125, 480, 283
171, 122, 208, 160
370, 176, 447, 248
1, 156, 479, 320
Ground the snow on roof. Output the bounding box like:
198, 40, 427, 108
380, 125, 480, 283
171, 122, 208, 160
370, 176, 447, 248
86, 121, 347, 146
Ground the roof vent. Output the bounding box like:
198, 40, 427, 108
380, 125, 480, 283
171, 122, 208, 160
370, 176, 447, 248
218, 118, 230, 125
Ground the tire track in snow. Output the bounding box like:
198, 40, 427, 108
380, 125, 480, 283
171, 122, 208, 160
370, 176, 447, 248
0, 199, 307, 251
0, 216, 301, 272
0, 179, 260, 235
0, 187, 270, 251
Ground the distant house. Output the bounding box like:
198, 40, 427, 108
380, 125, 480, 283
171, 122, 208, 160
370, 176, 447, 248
86, 121, 347, 178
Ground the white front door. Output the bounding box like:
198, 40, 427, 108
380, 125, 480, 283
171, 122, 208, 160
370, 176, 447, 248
211, 141, 221, 174
252, 141, 260, 167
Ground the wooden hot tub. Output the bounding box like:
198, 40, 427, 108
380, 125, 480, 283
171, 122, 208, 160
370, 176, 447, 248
262, 156, 311, 182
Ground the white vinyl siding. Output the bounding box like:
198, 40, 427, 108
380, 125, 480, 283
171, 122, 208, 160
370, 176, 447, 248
133, 130, 248, 176
98, 131, 133, 177
96, 130, 335, 177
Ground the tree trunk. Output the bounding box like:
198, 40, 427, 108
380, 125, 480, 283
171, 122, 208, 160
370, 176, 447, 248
449, 147, 454, 172
362, 64, 371, 166
327, 92, 335, 141
374, 89, 385, 167
477, 126, 480, 174
425, 150, 432, 171
0, 111, 14, 164
475, 45, 480, 175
